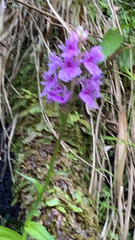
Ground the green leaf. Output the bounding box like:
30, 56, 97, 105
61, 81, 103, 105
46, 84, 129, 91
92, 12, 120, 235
16, 171, 42, 193
73, 190, 82, 202
101, 29, 124, 59
45, 198, 59, 207
29, 105, 41, 114
35, 120, 45, 131
123, 67, 135, 80
97, 168, 114, 177
25, 221, 55, 240
23, 128, 37, 143
79, 119, 91, 129
69, 114, 80, 122
0, 226, 23, 240
57, 206, 66, 213
103, 136, 127, 144
34, 209, 41, 217
103, 136, 118, 141
119, 47, 135, 69
52, 171, 69, 177
22, 89, 37, 98
69, 204, 82, 213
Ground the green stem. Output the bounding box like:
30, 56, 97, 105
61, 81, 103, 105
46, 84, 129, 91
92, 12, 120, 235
22, 105, 69, 240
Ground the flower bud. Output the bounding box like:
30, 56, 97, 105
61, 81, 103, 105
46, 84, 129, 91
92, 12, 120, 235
76, 25, 88, 42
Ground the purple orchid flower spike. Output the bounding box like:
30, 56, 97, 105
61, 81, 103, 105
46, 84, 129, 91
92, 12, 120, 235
58, 56, 82, 82
40, 27, 105, 108
83, 46, 104, 76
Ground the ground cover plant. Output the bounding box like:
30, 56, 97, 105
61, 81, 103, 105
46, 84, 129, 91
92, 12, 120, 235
0, 0, 135, 240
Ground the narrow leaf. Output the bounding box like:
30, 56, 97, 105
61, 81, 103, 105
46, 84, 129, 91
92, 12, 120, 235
0, 226, 23, 240
16, 171, 42, 193
25, 221, 55, 240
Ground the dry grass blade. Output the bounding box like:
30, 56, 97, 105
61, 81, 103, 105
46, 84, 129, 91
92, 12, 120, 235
134, 229, 135, 240
118, 186, 124, 235
115, 106, 127, 203
1, 47, 13, 118
111, 215, 118, 240
15, 0, 60, 21
0, 11, 19, 42
105, 211, 115, 240
123, 159, 134, 240
7, 114, 18, 182
0, 54, 10, 141
89, 113, 96, 195
101, 207, 109, 239
46, 0, 71, 33
0, 0, 5, 35
113, 60, 127, 204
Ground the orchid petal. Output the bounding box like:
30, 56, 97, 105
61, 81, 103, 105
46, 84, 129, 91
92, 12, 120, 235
84, 61, 102, 75
79, 92, 98, 109
89, 46, 104, 63
69, 31, 79, 42
58, 67, 81, 82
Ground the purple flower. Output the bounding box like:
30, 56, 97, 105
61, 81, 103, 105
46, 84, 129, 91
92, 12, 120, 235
40, 86, 48, 98
58, 30, 80, 58
40, 28, 105, 107
41, 74, 72, 104
49, 52, 62, 64
88, 74, 103, 86
83, 46, 104, 75
58, 57, 82, 82
40, 72, 57, 97
58, 39, 80, 58
79, 79, 101, 109
69, 31, 79, 42
40, 70, 58, 97
48, 52, 62, 74
42, 71, 56, 85
48, 85, 72, 104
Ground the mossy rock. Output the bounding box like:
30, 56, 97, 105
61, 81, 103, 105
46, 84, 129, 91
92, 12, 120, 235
12, 141, 99, 240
